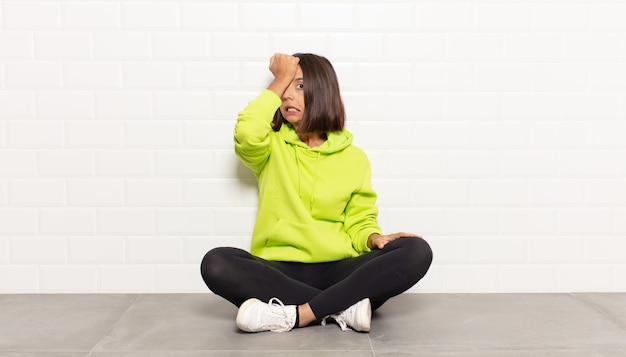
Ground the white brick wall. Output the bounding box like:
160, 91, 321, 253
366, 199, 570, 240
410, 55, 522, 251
1, 0, 625, 293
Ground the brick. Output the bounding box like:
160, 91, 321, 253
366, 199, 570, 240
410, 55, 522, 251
357, 3, 413, 30
213, 33, 270, 60
154, 32, 209, 59
590, 3, 626, 31
3, 1, 60, 29
213, 208, 257, 235
413, 64, 473, 91
442, 265, 500, 292
586, 180, 626, 206
557, 265, 614, 292
428, 237, 470, 264
474, 3, 532, 31
68, 236, 125, 264
373, 179, 414, 207
381, 208, 443, 236
126, 179, 183, 206
442, 93, 500, 121
0, 179, 6, 206
96, 91, 152, 119
183, 179, 254, 207
330, 34, 384, 60
473, 64, 533, 91
500, 266, 556, 292
121, 1, 178, 29
588, 64, 626, 91
532, 63, 588, 91
7, 120, 64, 148
528, 237, 584, 263
181, 2, 238, 30
6, 61, 63, 89
357, 122, 414, 149
66, 120, 123, 148
98, 266, 155, 292
0, 91, 34, 118
532, 4, 588, 31
557, 209, 614, 235
500, 93, 561, 121
154, 92, 211, 119
37, 151, 95, 177
342, 92, 386, 121
62, 1, 120, 29
0, 151, 37, 177
499, 150, 558, 178
442, 208, 500, 235
182, 62, 240, 89
386, 34, 444, 61
530, 122, 588, 148
126, 236, 182, 263
561, 34, 622, 62
156, 208, 212, 234
443, 150, 499, 178
559, 150, 616, 178
470, 237, 527, 264
415, 4, 473, 31
469, 122, 529, 149
299, 3, 353, 30
156, 265, 206, 292
65, 62, 123, 89
500, 209, 555, 235
0, 208, 37, 234
446, 34, 502, 61
11, 236, 67, 264
125, 62, 181, 89
414, 179, 470, 207
125, 121, 183, 148
96, 150, 154, 177
67, 179, 124, 206
40, 208, 96, 235
470, 179, 527, 207
37, 91, 94, 119
272, 34, 328, 60
8, 179, 65, 206
0, 32, 34, 58
240, 3, 296, 30
98, 208, 155, 235
0, 266, 39, 293
587, 237, 626, 263
94, 32, 151, 59
559, 93, 621, 121
40, 266, 97, 293
183, 121, 233, 149
35, 32, 92, 59
529, 179, 585, 206
156, 151, 212, 177
504, 34, 561, 62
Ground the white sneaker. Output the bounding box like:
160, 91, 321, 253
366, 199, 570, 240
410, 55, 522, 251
322, 298, 371, 332
236, 297, 297, 333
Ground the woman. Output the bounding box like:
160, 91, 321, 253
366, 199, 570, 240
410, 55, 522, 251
200, 53, 432, 333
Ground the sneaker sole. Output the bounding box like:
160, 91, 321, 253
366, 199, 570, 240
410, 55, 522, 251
360, 298, 372, 332
236, 298, 261, 332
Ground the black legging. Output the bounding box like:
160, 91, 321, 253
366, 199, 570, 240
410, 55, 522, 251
200, 237, 433, 319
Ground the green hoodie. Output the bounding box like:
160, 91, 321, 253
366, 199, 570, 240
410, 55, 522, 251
234, 90, 381, 263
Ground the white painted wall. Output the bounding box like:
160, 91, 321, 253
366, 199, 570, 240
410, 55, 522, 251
1, 0, 625, 293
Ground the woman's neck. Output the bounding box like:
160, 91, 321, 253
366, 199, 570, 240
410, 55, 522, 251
298, 132, 327, 148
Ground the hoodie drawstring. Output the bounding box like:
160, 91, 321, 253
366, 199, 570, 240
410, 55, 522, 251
293, 147, 321, 211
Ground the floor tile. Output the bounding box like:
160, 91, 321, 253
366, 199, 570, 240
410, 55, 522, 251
368, 294, 626, 353
573, 293, 626, 329
93, 294, 371, 353
0, 294, 135, 352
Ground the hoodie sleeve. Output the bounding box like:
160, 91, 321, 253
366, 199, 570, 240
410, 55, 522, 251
234, 90, 282, 175
345, 159, 382, 253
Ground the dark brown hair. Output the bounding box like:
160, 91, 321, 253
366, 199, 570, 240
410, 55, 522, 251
271, 53, 345, 133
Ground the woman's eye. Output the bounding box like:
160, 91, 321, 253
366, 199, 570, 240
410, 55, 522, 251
296, 83, 304, 89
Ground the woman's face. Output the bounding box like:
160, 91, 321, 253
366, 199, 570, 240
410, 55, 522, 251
279, 65, 305, 129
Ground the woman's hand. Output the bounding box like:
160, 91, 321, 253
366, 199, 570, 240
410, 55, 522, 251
367, 232, 422, 250
267, 53, 299, 97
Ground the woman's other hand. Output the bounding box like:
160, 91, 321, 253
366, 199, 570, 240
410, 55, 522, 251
367, 232, 422, 250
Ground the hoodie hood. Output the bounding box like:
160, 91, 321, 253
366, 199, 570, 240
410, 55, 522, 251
279, 124, 353, 154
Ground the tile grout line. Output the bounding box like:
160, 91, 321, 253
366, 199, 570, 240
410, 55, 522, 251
85, 294, 141, 357
570, 293, 626, 332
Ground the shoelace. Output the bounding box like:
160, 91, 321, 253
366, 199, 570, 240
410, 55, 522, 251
321, 314, 351, 331
266, 298, 295, 332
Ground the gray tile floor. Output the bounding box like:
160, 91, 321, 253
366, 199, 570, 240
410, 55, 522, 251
1, 293, 625, 356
